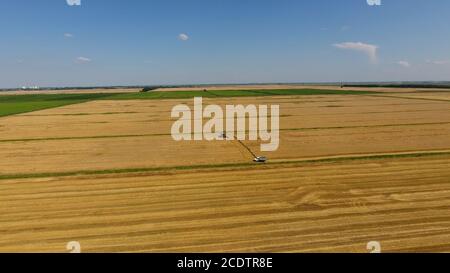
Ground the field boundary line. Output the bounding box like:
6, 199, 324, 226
1, 150, 450, 181
268, 149, 450, 164
2, 121, 450, 143
363, 94, 450, 103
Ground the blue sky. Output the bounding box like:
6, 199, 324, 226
1, 0, 449, 88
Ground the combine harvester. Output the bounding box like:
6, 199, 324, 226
220, 132, 268, 163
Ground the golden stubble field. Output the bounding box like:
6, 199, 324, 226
1, 91, 450, 252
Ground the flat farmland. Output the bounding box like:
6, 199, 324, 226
1, 93, 450, 174
1, 156, 450, 252
1, 89, 450, 252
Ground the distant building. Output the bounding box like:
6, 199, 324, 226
21, 86, 40, 90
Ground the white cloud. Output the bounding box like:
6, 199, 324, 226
426, 59, 449, 65
397, 60, 411, 68
64, 33, 74, 38
333, 42, 379, 63
75, 57, 91, 64
178, 33, 189, 41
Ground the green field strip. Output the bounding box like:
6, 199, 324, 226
0, 89, 381, 118
0, 93, 117, 117
1, 150, 450, 180
201, 90, 221, 97
252, 89, 376, 96
208, 89, 274, 97
104, 89, 379, 101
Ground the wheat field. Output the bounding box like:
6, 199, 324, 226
1, 90, 450, 252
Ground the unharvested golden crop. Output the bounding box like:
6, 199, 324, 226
1, 90, 450, 252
